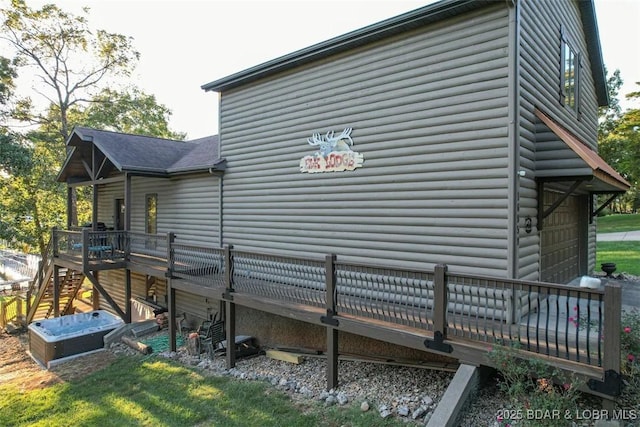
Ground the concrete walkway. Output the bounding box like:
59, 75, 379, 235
597, 230, 640, 241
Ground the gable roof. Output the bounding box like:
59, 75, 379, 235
57, 127, 224, 183
201, 0, 607, 106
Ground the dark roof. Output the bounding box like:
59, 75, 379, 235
201, 0, 608, 106
57, 127, 224, 183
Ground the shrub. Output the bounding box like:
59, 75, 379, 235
488, 343, 584, 427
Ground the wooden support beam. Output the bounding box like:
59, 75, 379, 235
542, 179, 584, 220
592, 194, 617, 218
124, 173, 131, 231
168, 285, 177, 352
327, 327, 338, 390
325, 253, 338, 390
125, 269, 131, 323
225, 300, 236, 368
83, 270, 126, 319
266, 350, 303, 364
53, 265, 60, 317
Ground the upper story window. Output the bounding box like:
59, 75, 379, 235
560, 28, 581, 114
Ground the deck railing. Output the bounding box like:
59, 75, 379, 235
166, 244, 619, 372
48, 228, 621, 377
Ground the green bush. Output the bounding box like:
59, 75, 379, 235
488, 343, 584, 427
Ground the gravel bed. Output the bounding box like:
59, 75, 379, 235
110, 334, 507, 425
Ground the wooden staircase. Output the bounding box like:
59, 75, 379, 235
31, 268, 85, 321
26, 240, 86, 323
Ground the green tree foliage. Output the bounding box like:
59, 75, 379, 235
598, 71, 640, 213
1, 89, 184, 254
0, 1, 184, 253
0, 55, 32, 176
81, 88, 185, 139
0, 0, 140, 139
0, 0, 141, 229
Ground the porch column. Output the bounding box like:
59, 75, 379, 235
124, 173, 131, 231
66, 186, 73, 229
92, 183, 98, 230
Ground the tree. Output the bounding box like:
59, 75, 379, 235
81, 88, 185, 139
598, 75, 640, 213
598, 68, 624, 138
0, 88, 184, 254
0, 0, 140, 225
0, 55, 32, 176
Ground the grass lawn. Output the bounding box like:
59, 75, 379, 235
596, 213, 640, 233
595, 214, 640, 276
596, 241, 640, 276
0, 356, 407, 427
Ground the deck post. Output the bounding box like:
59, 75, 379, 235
588, 282, 623, 399
52, 227, 58, 257
82, 228, 89, 270
433, 264, 447, 336
168, 286, 177, 352
53, 265, 60, 317
425, 264, 453, 353
166, 232, 176, 351
223, 245, 236, 368
603, 283, 621, 374
325, 253, 338, 390
124, 269, 131, 323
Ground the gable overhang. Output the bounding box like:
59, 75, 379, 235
201, 0, 503, 93
57, 128, 225, 185
534, 108, 630, 194
56, 133, 120, 184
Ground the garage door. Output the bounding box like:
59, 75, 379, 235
540, 191, 586, 283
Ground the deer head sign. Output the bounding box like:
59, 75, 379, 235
300, 127, 364, 173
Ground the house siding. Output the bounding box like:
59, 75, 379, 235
518, 0, 601, 279
95, 174, 221, 318
219, 4, 512, 276
97, 182, 124, 228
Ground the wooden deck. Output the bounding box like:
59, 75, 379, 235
41, 229, 624, 397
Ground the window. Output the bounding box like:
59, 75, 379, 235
145, 194, 157, 235
560, 29, 580, 113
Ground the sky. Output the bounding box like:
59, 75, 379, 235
10, 0, 640, 140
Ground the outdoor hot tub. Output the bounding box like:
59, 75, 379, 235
28, 310, 124, 367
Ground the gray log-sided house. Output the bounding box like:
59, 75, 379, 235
47, 0, 629, 394
201, 0, 628, 285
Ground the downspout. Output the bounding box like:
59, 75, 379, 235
506, 0, 521, 279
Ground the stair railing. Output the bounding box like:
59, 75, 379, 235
25, 231, 55, 323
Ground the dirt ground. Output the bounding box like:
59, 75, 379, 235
0, 329, 117, 391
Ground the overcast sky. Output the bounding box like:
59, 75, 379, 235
10, 0, 640, 140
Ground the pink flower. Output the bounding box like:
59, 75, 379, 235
573, 306, 578, 311
624, 327, 631, 333
563, 383, 571, 391
628, 354, 635, 362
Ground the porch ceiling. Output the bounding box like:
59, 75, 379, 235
534, 108, 630, 194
